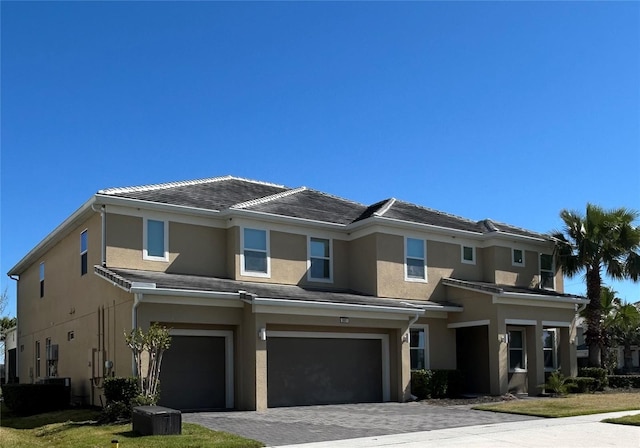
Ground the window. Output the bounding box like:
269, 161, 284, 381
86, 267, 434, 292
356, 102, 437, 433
308, 237, 332, 281
405, 237, 427, 281
241, 228, 269, 276
410, 326, 429, 370
543, 329, 557, 370
67, 331, 75, 341
143, 218, 168, 261
512, 248, 525, 267
35, 340, 41, 378
461, 245, 475, 264
80, 230, 88, 275
39, 262, 45, 298
45, 337, 52, 377
540, 254, 555, 289
508, 329, 525, 371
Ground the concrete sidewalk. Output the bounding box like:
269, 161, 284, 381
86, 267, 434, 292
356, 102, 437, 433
271, 410, 640, 448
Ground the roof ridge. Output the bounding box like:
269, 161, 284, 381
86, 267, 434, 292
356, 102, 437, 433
373, 198, 396, 216
485, 218, 547, 237
98, 175, 286, 195
394, 199, 480, 226
231, 186, 305, 209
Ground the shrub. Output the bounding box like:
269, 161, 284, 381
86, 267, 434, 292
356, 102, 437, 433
411, 369, 463, 399
607, 375, 640, 389
578, 367, 608, 391
565, 377, 596, 393
543, 371, 569, 395
1, 383, 70, 415
104, 377, 139, 405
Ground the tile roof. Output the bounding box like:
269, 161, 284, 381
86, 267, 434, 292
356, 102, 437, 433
96, 266, 457, 312
97, 175, 551, 239
442, 278, 585, 299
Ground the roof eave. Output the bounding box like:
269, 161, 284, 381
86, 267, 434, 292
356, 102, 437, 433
7, 196, 98, 276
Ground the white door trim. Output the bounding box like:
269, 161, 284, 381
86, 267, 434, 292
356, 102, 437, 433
268, 330, 391, 402
168, 329, 234, 409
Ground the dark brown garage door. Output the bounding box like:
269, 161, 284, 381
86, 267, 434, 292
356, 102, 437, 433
267, 337, 383, 408
158, 336, 226, 411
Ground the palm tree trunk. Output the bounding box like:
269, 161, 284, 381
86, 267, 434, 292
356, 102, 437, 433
586, 268, 603, 367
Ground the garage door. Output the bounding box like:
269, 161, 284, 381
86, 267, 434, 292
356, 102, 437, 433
158, 333, 231, 411
267, 332, 389, 408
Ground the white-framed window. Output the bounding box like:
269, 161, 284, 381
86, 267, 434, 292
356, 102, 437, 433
461, 245, 476, 264
543, 329, 557, 370
241, 228, 270, 277
405, 237, 427, 282
80, 229, 88, 276
508, 329, 526, 372
308, 237, 332, 282
410, 326, 430, 370
143, 218, 169, 261
540, 253, 555, 290
39, 262, 45, 298
512, 248, 525, 267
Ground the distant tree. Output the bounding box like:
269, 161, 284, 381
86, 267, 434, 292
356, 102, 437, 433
552, 204, 640, 367
0, 289, 17, 363
609, 302, 640, 372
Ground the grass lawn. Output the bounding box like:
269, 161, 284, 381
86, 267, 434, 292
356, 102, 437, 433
603, 414, 640, 426
0, 404, 264, 448
474, 392, 640, 418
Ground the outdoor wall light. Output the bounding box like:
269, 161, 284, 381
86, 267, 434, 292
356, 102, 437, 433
258, 328, 267, 341
498, 333, 509, 344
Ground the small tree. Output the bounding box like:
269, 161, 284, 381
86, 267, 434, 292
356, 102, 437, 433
125, 323, 171, 404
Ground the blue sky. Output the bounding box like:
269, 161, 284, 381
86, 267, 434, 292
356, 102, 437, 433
1, 2, 639, 319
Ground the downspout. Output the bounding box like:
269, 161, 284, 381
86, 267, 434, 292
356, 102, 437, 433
90, 203, 106, 266
403, 312, 420, 343
131, 293, 142, 376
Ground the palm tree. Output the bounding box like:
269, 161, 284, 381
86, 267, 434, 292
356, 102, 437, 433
552, 204, 640, 367
610, 303, 640, 372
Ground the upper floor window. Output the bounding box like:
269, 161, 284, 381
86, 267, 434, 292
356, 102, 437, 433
405, 237, 427, 281
39, 262, 45, 298
143, 218, 168, 261
242, 228, 270, 277
508, 329, 525, 371
80, 230, 88, 276
543, 329, 557, 370
512, 248, 525, 267
410, 326, 429, 370
540, 254, 555, 290
308, 237, 332, 282
461, 245, 476, 264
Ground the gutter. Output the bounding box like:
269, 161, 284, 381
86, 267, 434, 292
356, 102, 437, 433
244, 296, 428, 315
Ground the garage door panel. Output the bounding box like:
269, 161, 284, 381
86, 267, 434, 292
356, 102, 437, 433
268, 337, 382, 408
159, 336, 226, 411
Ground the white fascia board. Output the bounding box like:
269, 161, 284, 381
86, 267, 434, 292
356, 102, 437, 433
448, 319, 491, 329
498, 291, 588, 304
130, 286, 241, 301
95, 194, 223, 219
248, 296, 426, 316
493, 294, 587, 309
422, 305, 463, 313
8, 197, 97, 276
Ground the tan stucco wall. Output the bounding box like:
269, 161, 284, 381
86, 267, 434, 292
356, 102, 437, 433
16, 212, 134, 404
422, 318, 457, 369
106, 214, 227, 276
348, 234, 377, 296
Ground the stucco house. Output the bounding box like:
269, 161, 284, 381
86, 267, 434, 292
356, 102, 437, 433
7, 176, 587, 410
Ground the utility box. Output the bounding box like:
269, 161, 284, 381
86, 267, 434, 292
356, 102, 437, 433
132, 406, 182, 436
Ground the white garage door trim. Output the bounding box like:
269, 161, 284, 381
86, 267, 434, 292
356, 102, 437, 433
268, 330, 390, 402
168, 329, 234, 409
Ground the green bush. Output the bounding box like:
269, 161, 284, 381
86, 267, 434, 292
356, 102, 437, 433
104, 377, 139, 405
411, 369, 463, 399
578, 367, 608, 391
565, 376, 596, 393
607, 375, 640, 389
543, 371, 569, 395
1, 383, 71, 415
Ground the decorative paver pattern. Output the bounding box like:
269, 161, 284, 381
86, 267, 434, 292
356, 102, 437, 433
184, 402, 540, 447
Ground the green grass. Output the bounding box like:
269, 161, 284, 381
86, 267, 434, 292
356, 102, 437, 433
474, 392, 640, 418
0, 405, 264, 448
603, 414, 640, 426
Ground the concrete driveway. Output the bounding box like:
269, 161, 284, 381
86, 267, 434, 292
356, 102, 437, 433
183, 402, 540, 447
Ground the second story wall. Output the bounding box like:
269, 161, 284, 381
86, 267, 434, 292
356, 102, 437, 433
106, 213, 227, 277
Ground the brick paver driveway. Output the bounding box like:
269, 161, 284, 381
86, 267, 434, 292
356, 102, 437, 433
184, 402, 540, 447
